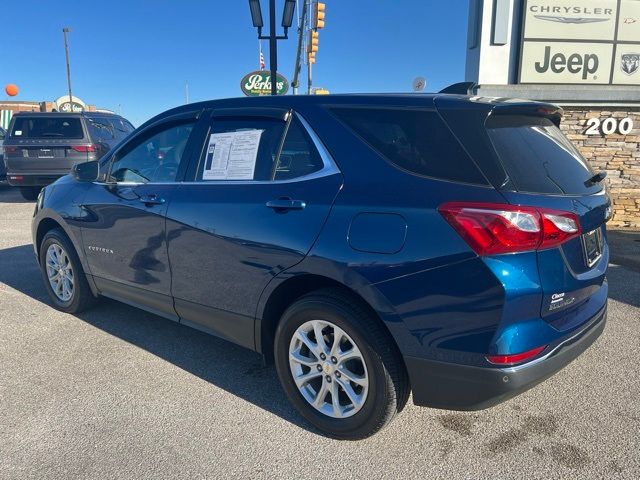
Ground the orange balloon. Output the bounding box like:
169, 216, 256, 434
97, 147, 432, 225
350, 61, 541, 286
5, 84, 19, 96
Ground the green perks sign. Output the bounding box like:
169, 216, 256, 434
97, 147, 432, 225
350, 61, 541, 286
240, 71, 289, 96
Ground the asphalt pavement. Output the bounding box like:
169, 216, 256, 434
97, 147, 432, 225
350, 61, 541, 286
0, 186, 639, 479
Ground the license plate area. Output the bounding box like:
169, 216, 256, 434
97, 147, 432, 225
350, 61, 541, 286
581, 228, 602, 267
38, 149, 54, 158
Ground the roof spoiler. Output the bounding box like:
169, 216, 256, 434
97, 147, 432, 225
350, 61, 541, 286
490, 103, 564, 126
439, 82, 477, 95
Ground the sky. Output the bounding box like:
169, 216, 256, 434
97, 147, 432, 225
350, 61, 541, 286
1, 0, 470, 126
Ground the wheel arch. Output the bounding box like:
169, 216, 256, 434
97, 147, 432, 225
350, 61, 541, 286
35, 217, 65, 255
256, 272, 408, 374
34, 211, 99, 297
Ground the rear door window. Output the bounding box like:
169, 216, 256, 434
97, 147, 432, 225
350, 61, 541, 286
10, 117, 84, 139
331, 107, 487, 184
195, 114, 327, 182
197, 117, 286, 181
486, 115, 601, 195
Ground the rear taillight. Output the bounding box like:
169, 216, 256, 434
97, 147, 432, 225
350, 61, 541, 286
71, 145, 97, 153
4, 146, 18, 154
486, 345, 547, 366
438, 202, 581, 255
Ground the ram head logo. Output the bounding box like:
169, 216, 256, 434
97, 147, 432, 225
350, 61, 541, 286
621, 54, 640, 75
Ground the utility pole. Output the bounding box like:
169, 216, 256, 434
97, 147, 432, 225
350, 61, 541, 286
62, 27, 73, 109
185, 82, 190, 104
291, 0, 309, 95
308, 60, 313, 95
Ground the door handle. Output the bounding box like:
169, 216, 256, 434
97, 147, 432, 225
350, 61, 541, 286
266, 198, 306, 211
138, 194, 165, 206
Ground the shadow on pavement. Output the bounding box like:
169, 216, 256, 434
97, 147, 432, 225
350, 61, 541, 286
0, 243, 314, 434
0, 186, 33, 204
606, 264, 640, 308
1, 242, 637, 436
607, 230, 640, 273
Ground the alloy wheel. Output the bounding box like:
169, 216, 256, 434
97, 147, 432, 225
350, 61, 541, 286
289, 319, 369, 418
45, 243, 75, 302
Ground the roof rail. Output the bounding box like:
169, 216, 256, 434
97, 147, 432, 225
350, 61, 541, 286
438, 82, 477, 95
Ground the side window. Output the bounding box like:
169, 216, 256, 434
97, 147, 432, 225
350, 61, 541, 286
331, 107, 487, 185
88, 119, 114, 142
198, 117, 286, 181
110, 118, 134, 139
273, 116, 323, 180
109, 122, 195, 183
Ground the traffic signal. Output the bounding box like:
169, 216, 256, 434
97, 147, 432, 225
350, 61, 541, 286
308, 31, 319, 47
314, 2, 325, 29
308, 54, 315, 64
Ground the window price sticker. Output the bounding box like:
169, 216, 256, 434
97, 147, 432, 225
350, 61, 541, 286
202, 129, 263, 180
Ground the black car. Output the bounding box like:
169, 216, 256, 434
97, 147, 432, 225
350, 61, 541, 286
4, 112, 134, 200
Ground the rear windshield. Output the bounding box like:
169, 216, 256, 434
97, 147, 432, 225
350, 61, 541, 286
10, 117, 84, 139
331, 107, 487, 185
487, 115, 601, 195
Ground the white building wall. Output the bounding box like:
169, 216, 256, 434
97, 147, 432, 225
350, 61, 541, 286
465, 0, 520, 85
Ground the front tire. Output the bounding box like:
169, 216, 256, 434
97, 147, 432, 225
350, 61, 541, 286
19, 186, 41, 201
39, 229, 96, 313
274, 289, 409, 440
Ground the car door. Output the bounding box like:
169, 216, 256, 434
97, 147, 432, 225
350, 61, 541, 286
166, 108, 343, 349
81, 110, 203, 318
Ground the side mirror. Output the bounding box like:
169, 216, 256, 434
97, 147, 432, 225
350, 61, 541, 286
72, 160, 99, 182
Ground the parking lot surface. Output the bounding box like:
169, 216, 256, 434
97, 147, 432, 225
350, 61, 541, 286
1, 186, 639, 479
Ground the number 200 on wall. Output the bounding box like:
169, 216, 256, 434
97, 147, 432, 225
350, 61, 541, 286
584, 117, 634, 136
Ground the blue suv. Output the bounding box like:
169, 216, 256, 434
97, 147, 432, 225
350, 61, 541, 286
32, 94, 609, 439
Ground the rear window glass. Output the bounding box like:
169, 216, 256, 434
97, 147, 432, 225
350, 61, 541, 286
487, 115, 601, 195
331, 107, 487, 184
10, 117, 84, 139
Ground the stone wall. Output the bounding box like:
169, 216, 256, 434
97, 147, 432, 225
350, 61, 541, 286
561, 107, 640, 230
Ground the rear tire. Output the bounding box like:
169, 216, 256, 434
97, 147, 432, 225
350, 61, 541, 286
19, 186, 41, 201
274, 288, 409, 440
39, 228, 97, 313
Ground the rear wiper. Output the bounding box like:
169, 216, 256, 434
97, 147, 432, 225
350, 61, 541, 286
584, 171, 607, 187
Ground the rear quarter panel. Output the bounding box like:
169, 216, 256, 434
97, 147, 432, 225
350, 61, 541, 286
258, 104, 512, 363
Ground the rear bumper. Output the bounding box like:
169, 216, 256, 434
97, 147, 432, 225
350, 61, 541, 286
405, 303, 607, 410
7, 173, 64, 187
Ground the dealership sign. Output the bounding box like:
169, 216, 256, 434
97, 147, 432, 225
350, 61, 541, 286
240, 71, 289, 96
54, 95, 86, 112
519, 0, 640, 85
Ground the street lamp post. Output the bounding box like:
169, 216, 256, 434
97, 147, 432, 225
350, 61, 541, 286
62, 27, 73, 110
248, 0, 296, 96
